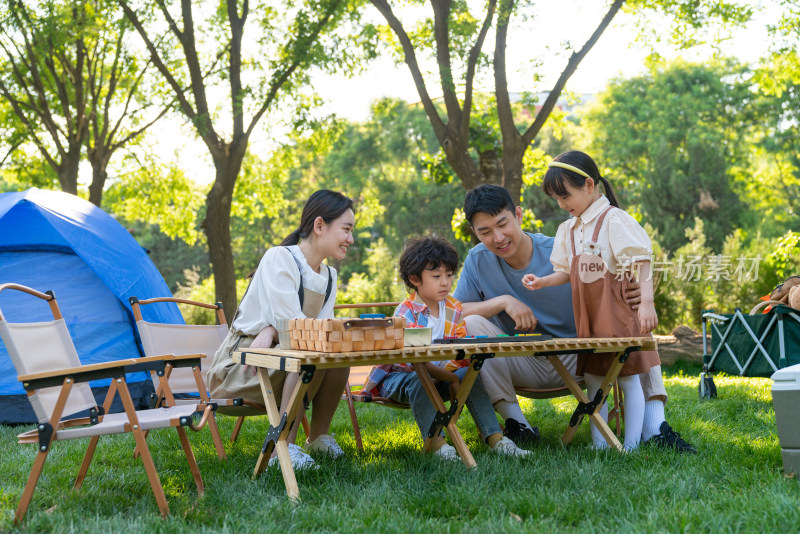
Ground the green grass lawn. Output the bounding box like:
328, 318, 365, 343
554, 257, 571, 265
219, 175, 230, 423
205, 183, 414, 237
1, 363, 797, 533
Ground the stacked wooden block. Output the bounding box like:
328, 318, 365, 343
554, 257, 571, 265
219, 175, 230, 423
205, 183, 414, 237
289, 317, 406, 352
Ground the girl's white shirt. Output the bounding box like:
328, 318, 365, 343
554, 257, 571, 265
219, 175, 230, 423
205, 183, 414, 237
231, 245, 337, 335
550, 195, 652, 276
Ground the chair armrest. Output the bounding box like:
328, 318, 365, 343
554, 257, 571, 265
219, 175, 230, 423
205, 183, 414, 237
17, 356, 184, 391
144, 353, 206, 369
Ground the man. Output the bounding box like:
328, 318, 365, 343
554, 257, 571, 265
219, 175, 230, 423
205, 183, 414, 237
453, 184, 696, 453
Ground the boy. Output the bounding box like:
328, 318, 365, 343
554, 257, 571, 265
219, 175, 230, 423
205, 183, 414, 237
362, 236, 529, 459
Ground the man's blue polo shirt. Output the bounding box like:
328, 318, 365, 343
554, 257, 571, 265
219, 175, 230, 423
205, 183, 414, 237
453, 232, 577, 338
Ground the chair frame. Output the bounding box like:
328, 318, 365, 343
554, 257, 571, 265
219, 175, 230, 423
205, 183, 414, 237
0, 283, 215, 522
130, 296, 267, 448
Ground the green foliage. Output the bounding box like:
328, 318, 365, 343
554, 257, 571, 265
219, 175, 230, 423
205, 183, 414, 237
103, 158, 205, 245
0, 0, 163, 203
652, 219, 800, 331
586, 59, 752, 252
336, 238, 407, 307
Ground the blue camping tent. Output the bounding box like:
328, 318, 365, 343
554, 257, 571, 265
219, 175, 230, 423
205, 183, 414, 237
0, 188, 184, 424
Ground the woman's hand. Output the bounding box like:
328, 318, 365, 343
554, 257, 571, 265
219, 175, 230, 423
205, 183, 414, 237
244, 325, 278, 375
250, 325, 278, 349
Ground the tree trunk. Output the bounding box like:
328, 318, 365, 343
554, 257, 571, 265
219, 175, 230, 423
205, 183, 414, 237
56, 142, 82, 196
87, 149, 111, 207
438, 128, 484, 192
501, 142, 524, 205
478, 149, 503, 186
204, 146, 246, 315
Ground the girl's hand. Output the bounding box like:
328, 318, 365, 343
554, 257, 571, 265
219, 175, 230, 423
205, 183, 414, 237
638, 303, 658, 334
522, 274, 544, 290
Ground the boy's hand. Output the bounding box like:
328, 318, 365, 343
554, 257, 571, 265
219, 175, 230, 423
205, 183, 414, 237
521, 274, 545, 290
448, 374, 461, 403
504, 296, 538, 332
638, 303, 658, 334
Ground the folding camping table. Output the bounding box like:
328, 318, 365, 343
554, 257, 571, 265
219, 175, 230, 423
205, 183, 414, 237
701, 304, 800, 397
233, 336, 655, 501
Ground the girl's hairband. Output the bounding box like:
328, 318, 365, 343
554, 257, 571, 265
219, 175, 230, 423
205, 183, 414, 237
548, 161, 591, 179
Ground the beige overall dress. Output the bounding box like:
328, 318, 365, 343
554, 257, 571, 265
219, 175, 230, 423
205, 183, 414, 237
207, 259, 330, 409
572, 206, 660, 377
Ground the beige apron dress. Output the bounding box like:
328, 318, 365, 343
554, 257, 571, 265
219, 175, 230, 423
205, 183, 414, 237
572, 206, 660, 377
207, 255, 330, 409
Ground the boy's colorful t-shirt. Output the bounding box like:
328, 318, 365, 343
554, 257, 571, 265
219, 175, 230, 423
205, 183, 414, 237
361, 292, 468, 396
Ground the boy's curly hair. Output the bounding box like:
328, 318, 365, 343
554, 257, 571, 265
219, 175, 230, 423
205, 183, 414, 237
398, 236, 459, 291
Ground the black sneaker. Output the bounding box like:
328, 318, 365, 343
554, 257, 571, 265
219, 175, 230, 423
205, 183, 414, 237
502, 418, 540, 447
647, 421, 697, 454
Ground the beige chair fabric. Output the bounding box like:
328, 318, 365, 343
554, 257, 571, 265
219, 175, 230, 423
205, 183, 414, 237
136, 320, 228, 394
0, 319, 96, 422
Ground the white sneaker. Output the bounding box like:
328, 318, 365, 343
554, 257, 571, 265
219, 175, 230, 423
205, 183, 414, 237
433, 443, 459, 461
305, 433, 344, 458
268, 443, 318, 470
491, 436, 532, 457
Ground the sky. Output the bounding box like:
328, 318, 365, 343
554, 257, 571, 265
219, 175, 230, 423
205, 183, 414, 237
117, 1, 775, 186
312, 0, 773, 122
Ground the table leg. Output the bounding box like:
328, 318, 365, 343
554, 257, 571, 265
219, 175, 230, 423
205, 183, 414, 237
549, 354, 624, 452
411, 363, 477, 469
254, 368, 311, 502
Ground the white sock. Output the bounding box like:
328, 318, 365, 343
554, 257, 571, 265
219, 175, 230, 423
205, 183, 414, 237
494, 400, 533, 429
617, 375, 645, 451
583, 373, 609, 449
642, 399, 666, 441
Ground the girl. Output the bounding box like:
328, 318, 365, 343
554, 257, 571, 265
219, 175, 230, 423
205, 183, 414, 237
521, 151, 660, 451
208, 190, 355, 469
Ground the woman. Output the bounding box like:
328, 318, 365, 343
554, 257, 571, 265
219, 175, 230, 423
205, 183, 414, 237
208, 189, 355, 469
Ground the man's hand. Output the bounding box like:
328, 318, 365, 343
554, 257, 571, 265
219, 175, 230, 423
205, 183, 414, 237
624, 281, 642, 310
505, 296, 538, 332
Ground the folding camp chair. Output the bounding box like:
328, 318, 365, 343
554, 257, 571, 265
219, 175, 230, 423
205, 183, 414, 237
130, 296, 268, 453
700, 303, 800, 398
0, 283, 215, 522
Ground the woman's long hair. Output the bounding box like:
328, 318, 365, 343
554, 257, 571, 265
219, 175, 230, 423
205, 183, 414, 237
542, 151, 621, 208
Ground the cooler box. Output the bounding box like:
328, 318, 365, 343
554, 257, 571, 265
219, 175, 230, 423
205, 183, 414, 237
771, 363, 800, 474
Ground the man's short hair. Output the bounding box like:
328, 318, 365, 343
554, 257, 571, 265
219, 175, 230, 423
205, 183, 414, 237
398, 236, 459, 291
463, 184, 516, 225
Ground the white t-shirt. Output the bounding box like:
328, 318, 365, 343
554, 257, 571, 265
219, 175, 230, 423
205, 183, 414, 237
426, 300, 447, 342
231, 245, 336, 335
